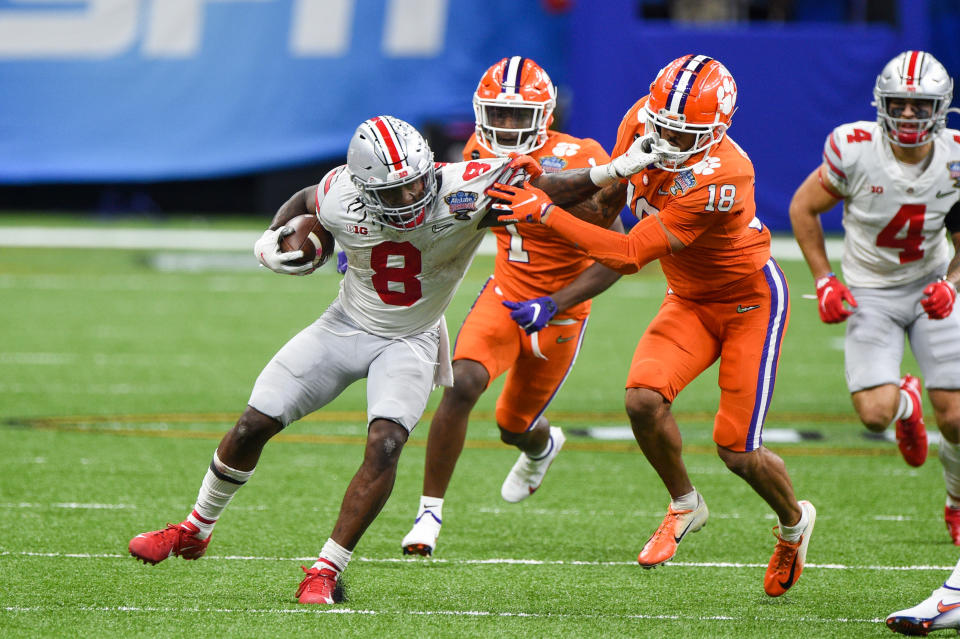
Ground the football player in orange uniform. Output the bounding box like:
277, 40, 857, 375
401, 56, 623, 556
488, 54, 815, 597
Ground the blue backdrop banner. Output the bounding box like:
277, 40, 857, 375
0, 0, 565, 182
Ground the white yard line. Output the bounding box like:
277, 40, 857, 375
0, 550, 951, 572
0, 604, 884, 625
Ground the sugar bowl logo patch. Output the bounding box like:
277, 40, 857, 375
540, 156, 567, 173
670, 170, 697, 196
948, 161, 960, 187
444, 190, 479, 220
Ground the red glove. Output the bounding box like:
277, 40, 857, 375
815, 273, 857, 323
485, 181, 555, 225
922, 278, 957, 319
506, 152, 544, 180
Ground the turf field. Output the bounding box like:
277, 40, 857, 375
0, 215, 954, 638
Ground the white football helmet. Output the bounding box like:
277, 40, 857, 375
347, 115, 437, 230
873, 50, 955, 147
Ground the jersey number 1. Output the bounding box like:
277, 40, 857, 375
371, 241, 422, 306
876, 204, 925, 264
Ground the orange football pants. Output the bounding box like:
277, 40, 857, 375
626, 260, 790, 451
453, 279, 588, 433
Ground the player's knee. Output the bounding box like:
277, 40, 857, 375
856, 406, 890, 432
366, 419, 408, 470
625, 387, 668, 430
448, 360, 488, 404
231, 407, 283, 450
717, 445, 757, 478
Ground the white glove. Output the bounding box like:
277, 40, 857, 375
253, 227, 313, 275
590, 132, 663, 186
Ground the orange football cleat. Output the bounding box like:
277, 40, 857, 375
764, 500, 816, 597
637, 495, 708, 568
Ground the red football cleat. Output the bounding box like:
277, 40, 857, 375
128, 521, 210, 565
896, 375, 927, 467
946, 506, 960, 546
295, 566, 343, 605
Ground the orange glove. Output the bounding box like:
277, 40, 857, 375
485, 181, 555, 224
815, 273, 857, 323
506, 152, 544, 180
921, 278, 957, 319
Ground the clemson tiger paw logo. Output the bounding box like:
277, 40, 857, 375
716, 77, 736, 115
692, 156, 722, 175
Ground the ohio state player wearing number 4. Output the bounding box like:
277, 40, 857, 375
789, 51, 960, 546
128, 115, 518, 605
400, 56, 621, 557
487, 54, 814, 597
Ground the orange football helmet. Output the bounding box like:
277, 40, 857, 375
473, 56, 556, 156
645, 54, 737, 171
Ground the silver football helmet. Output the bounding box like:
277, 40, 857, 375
873, 50, 955, 147
347, 115, 437, 230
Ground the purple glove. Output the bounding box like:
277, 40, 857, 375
336, 250, 348, 274
502, 296, 558, 334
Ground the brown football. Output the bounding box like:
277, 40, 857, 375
279, 214, 334, 267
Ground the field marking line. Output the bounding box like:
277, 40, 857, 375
0, 604, 883, 624
0, 550, 951, 572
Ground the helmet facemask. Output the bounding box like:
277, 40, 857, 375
644, 106, 729, 172
354, 166, 436, 231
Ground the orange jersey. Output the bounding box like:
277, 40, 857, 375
464, 131, 610, 318
613, 97, 771, 300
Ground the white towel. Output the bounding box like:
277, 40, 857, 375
433, 315, 454, 388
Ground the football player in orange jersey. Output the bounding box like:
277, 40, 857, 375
488, 54, 815, 597
400, 56, 623, 556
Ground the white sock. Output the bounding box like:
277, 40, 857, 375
940, 440, 960, 506
671, 488, 700, 512
417, 495, 443, 524
187, 451, 255, 539
891, 389, 913, 425
313, 538, 353, 576
779, 504, 809, 543
945, 557, 960, 589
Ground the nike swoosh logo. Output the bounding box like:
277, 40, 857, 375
936, 190, 956, 199
556, 335, 575, 343
529, 303, 541, 325
657, 189, 670, 196
938, 600, 960, 613
736, 304, 761, 313
778, 554, 799, 590
432, 223, 454, 233
673, 518, 699, 543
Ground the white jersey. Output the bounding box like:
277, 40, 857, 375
820, 120, 960, 288
314, 158, 510, 338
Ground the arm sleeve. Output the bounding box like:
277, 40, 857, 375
544, 208, 671, 274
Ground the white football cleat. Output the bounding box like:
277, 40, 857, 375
501, 426, 565, 503
886, 584, 960, 635
401, 506, 442, 556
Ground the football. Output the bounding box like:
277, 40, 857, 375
279, 214, 335, 268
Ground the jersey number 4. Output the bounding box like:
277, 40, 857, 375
876, 204, 925, 264
371, 241, 422, 306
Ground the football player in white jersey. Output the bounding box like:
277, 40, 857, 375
128, 115, 517, 605
790, 51, 960, 545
